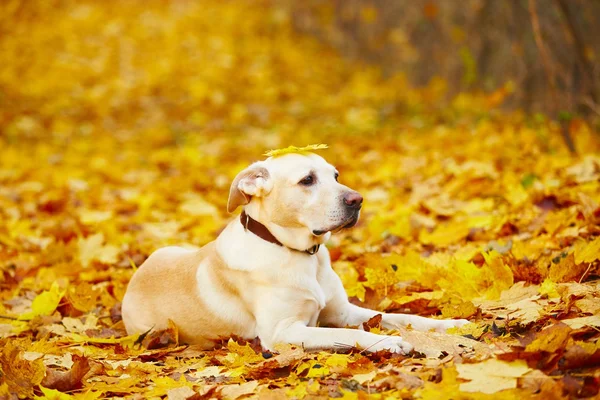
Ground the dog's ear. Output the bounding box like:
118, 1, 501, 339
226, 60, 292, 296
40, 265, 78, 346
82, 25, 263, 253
227, 163, 272, 213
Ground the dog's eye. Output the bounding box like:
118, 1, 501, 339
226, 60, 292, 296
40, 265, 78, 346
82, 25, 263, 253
334, 172, 339, 182
299, 175, 314, 186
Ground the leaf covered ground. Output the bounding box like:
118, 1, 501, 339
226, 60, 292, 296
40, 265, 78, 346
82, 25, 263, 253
1, 1, 600, 399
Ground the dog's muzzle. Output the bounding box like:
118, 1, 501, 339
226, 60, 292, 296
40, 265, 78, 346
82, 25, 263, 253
312, 191, 362, 236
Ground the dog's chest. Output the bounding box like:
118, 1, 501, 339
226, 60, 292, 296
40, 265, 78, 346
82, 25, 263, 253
310, 288, 327, 327
310, 278, 327, 310
302, 264, 329, 326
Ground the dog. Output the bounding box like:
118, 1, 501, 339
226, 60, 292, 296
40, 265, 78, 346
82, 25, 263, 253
122, 152, 468, 354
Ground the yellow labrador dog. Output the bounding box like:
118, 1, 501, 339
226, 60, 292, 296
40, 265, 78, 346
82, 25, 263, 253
122, 152, 468, 353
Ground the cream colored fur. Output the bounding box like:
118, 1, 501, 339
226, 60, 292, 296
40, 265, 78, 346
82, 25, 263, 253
122, 153, 468, 354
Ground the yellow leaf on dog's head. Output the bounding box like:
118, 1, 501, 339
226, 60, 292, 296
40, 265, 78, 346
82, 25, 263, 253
264, 144, 328, 158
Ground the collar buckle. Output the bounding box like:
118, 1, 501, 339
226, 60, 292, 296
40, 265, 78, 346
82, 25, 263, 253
305, 245, 320, 255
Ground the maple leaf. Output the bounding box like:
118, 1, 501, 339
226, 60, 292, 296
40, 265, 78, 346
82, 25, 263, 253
78, 233, 120, 268
35, 387, 76, 400
560, 315, 600, 329
0, 340, 46, 398
456, 359, 532, 394
573, 237, 600, 264
263, 144, 328, 158
145, 375, 194, 398
2, 0, 600, 398
538, 278, 560, 298
419, 220, 471, 247
19, 281, 66, 320
41, 354, 91, 392
524, 323, 571, 353
220, 381, 260, 400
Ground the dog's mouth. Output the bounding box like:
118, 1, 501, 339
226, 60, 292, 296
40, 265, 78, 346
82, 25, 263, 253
312, 213, 359, 236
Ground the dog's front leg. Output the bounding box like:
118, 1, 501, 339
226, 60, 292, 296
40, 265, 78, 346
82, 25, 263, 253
379, 310, 469, 332
265, 321, 413, 354
321, 290, 468, 333
255, 295, 413, 354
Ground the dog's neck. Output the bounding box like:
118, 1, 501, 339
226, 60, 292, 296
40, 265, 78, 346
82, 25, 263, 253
216, 214, 328, 272
244, 203, 330, 252
240, 211, 320, 255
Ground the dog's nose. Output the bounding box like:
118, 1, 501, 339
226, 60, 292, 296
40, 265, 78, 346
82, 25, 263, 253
343, 192, 363, 209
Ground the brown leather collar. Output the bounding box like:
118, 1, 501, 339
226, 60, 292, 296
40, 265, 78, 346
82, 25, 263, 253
240, 211, 320, 255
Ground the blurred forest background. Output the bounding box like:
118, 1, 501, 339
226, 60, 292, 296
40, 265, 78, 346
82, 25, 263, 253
2, 1, 600, 398
288, 0, 600, 122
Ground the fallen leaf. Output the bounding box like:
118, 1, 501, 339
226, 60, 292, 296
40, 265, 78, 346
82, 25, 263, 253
78, 233, 120, 268
167, 386, 198, 400
41, 354, 91, 392
456, 358, 532, 394
396, 327, 492, 359
573, 237, 600, 264
525, 323, 571, 353
0, 340, 46, 398
220, 381, 260, 400
560, 315, 600, 329
19, 281, 65, 320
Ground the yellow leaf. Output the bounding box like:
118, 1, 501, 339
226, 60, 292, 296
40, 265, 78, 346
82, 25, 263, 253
66, 332, 141, 348
447, 322, 487, 339
66, 282, 101, 312
334, 261, 366, 301
19, 281, 65, 320
440, 299, 477, 319
297, 359, 330, 378
146, 375, 193, 398
419, 221, 470, 247
36, 387, 74, 400
352, 370, 377, 384
286, 381, 309, 399
264, 144, 328, 158
324, 353, 349, 368
573, 237, 600, 264
0, 383, 9, 397
456, 359, 531, 394
525, 324, 571, 353
360, 6, 378, 23
364, 266, 399, 296
306, 362, 329, 378
481, 250, 514, 299
561, 315, 600, 329
78, 233, 119, 268
77, 209, 113, 225
220, 381, 259, 400
179, 194, 218, 216
1, 341, 46, 398
222, 339, 263, 368
538, 278, 560, 298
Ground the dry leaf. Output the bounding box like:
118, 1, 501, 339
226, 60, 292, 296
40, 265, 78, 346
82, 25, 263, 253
2, 1, 600, 398
456, 359, 532, 394
41, 354, 91, 392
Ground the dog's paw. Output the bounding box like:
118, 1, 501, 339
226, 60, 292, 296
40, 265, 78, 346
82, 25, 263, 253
367, 336, 413, 354
431, 319, 470, 332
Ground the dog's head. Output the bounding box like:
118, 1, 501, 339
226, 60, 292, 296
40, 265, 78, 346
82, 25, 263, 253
227, 153, 362, 250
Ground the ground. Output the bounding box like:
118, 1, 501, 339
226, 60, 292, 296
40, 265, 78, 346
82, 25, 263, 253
1, 1, 600, 399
